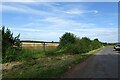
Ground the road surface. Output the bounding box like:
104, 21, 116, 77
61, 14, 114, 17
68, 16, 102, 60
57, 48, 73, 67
63, 46, 119, 78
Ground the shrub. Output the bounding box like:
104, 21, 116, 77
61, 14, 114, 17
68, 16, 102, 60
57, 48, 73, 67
61, 44, 80, 54
59, 32, 76, 47
2, 26, 21, 60
58, 32, 102, 55
2, 48, 46, 63
2, 26, 21, 62
2, 47, 18, 62
91, 39, 102, 49
79, 37, 92, 52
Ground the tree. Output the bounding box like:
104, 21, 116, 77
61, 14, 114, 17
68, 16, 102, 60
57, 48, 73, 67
80, 37, 92, 52
59, 32, 76, 46
91, 38, 101, 49
14, 34, 21, 48
2, 26, 21, 54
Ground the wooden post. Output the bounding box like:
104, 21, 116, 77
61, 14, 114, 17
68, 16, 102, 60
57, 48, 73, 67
43, 42, 46, 52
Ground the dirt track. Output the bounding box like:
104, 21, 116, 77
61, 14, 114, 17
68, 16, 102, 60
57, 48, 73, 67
63, 46, 118, 78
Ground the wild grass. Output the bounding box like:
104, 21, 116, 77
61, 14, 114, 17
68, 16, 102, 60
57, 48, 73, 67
2, 35, 103, 78
2, 46, 58, 63
2, 48, 102, 78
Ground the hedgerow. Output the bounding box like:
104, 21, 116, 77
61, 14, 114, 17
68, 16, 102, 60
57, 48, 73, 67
58, 32, 102, 54
2, 27, 103, 62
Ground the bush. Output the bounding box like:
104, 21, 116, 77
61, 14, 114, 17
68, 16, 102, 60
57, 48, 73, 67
58, 32, 102, 55
2, 48, 46, 63
60, 44, 80, 54
2, 26, 20, 61
2, 26, 21, 58
16, 49, 42, 61
59, 32, 76, 47
2, 47, 19, 62
91, 39, 102, 49
45, 48, 59, 56
79, 37, 92, 52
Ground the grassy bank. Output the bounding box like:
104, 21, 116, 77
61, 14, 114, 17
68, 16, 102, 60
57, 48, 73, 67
2, 46, 58, 63
2, 47, 103, 78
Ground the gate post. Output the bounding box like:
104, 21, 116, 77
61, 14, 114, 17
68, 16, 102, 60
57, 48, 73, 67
43, 42, 46, 52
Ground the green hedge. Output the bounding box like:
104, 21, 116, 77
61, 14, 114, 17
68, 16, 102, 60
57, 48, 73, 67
58, 32, 102, 54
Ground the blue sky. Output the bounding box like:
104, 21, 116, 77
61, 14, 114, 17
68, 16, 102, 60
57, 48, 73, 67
1, 2, 118, 42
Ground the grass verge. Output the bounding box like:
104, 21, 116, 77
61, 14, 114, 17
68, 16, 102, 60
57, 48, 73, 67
2, 47, 103, 78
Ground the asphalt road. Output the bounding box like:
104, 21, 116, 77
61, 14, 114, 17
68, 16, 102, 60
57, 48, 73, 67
63, 46, 119, 78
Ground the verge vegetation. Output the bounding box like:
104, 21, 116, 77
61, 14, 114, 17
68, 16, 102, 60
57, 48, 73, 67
3, 48, 102, 78
2, 26, 105, 78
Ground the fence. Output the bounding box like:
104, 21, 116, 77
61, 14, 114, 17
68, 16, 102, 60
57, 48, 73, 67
20, 40, 59, 51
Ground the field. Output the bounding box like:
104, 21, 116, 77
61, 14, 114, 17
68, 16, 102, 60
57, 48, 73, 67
21, 42, 59, 51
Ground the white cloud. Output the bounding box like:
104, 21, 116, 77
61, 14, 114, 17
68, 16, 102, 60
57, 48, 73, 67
42, 17, 87, 28
1, 3, 98, 18
93, 10, 98, 14
1, 5, 27, 12
1, 3, 52, 16
64, 9, 98, 15
10, 27, 44, 32
65, 9, 83, 15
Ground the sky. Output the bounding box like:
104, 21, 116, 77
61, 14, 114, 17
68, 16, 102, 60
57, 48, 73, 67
1, 2, 118, 43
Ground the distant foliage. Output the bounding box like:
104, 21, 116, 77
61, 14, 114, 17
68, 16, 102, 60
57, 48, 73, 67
58, 32, 102, 54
